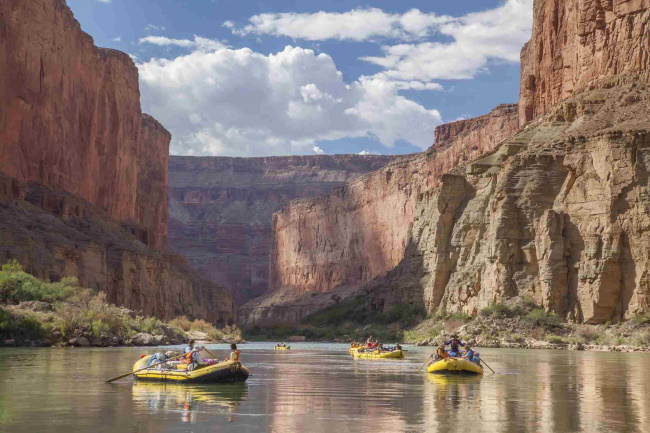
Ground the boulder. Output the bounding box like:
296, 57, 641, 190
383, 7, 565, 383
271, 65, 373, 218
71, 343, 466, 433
69, 336, 91, 347
128, 333, 156, 346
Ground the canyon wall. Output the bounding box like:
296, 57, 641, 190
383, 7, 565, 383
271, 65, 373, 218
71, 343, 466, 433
240, 0, 650, 325
168, 155, 394, 305
519, 0, 650, 124
0, 0, 166, 250
0, 0, 232, 321
239, 105, 520, 324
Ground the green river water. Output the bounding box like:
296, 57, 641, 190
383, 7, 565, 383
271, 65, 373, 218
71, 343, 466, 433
0, 343, 649, 432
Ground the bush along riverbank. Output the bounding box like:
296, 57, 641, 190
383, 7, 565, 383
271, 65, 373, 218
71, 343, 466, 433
0, 261, 243, 347
243, 295, 650, 352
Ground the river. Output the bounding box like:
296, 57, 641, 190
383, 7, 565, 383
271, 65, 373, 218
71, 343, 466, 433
0, 343, 648, 432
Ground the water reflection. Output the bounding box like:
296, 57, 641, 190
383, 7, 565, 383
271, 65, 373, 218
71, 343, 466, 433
0, 345, 649, 432
132, 382, 248, 423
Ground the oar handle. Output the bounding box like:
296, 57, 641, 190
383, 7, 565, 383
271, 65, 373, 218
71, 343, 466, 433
105, 355, 183, 383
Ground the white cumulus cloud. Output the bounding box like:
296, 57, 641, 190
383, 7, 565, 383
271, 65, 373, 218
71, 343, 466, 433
231, 0, 532, 84
139, 35, 227, 52
362, 0, 533, 81
313, 146, 326, 155
138, 46, 441, 157
232, 8, 450, 41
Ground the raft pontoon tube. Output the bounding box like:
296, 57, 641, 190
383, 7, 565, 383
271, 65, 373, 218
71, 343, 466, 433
427, 358, 483, 375
352, 349, 405, 359
133, 356, 249, 383
273, 346, 290, 350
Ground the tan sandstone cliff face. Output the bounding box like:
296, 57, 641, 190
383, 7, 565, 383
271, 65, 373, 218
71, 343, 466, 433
0, 0, 233, 321
240, 0, 650, 326
168, 155, 394, 306
239, 105, 519, 324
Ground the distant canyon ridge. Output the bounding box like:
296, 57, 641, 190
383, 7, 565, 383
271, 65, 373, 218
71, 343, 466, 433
167, 155, 395, 306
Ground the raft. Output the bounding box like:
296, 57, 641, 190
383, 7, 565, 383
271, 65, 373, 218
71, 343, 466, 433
352, 349, 405, 359
427, 357, 483, 375
273, 346, 290, 350
133, 356, 249, 384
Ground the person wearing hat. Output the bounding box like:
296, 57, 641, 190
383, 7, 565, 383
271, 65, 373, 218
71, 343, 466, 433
444, 334, 465, 357
433, 344, 449, 361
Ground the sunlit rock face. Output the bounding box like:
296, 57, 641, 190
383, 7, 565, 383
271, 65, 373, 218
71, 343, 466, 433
240, 0, 650, 326
0, 0, 232, 322
168, 155, 395, 306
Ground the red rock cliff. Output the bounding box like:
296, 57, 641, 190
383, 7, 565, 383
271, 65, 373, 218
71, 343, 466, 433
238, 105, 519, 324
0, 0, 232, 322
0, 0, 167, 250
519, 0, 650, 124
168, 154, 394, 306
240, 0, 650, 326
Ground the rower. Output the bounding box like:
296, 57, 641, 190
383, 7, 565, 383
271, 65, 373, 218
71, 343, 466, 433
445, 334, 465, 357
433, 344, 449, 361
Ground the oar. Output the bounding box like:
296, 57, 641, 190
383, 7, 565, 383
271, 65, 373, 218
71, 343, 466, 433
105, 356, 182, 383
202, 347, 218, 359
417, 354, 434, 372
481, 359, 495, 374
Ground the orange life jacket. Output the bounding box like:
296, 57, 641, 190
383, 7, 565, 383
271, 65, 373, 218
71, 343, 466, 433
231, 350, 240, 362
185, 351, 195, 364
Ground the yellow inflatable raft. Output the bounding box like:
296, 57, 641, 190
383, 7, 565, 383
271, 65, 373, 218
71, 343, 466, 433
427, 357, 483, 375
352, 349, 405, 359
133, 356, 249, 383
273, 346, 290, 350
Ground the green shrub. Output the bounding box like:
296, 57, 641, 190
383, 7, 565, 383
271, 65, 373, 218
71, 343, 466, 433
0, 261, 79, 304
525, 308, 561, 327
546, 335, 567, 344
169, 316, 193, 331
480, 303, 524, 318
91, 320, 111, 338
0, 307, 47, 341
631, 313, 650, 324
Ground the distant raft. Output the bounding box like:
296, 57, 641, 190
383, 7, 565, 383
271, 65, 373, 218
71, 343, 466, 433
133, 356, 249, 384
352, 349, 405, 359
427, 358, 483, 375
273, 346, 290, 350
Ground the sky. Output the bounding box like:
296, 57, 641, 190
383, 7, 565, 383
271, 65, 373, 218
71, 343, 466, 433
67, 0, 533, 157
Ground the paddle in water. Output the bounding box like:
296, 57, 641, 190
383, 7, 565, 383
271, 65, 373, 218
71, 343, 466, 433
417, 354, 434, 372
480, 359, 496, 374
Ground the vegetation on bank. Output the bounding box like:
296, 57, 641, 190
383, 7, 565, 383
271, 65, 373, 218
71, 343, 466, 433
245, 295, 425, 342
0, 261, 241, 347
243, 294, 650, 351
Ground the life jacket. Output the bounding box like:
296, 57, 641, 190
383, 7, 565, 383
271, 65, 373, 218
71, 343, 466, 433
231, 350, 240, 362
184, 351, 195, 364
436, 348, 448, 359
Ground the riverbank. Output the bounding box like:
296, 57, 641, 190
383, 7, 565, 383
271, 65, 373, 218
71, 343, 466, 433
0, 261, 242, 347
243, 296, 650, 353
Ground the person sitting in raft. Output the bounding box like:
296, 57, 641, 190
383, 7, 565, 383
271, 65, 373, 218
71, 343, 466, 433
470, 351, 481, 365
395, 343, 402, 351
445, 334, 465, 357
464, 344, 475, 361
184, 339, 196, 355
433, 344, 449, 361
225, 343, 240, 362
184, 344, 204, 371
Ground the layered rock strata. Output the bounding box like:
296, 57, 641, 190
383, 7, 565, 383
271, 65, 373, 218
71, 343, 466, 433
168, 155, 394, 305
240, 105, 520, 325
0, 0, 167, 250
0, 0, 232, 321
240, 0, 650, 326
